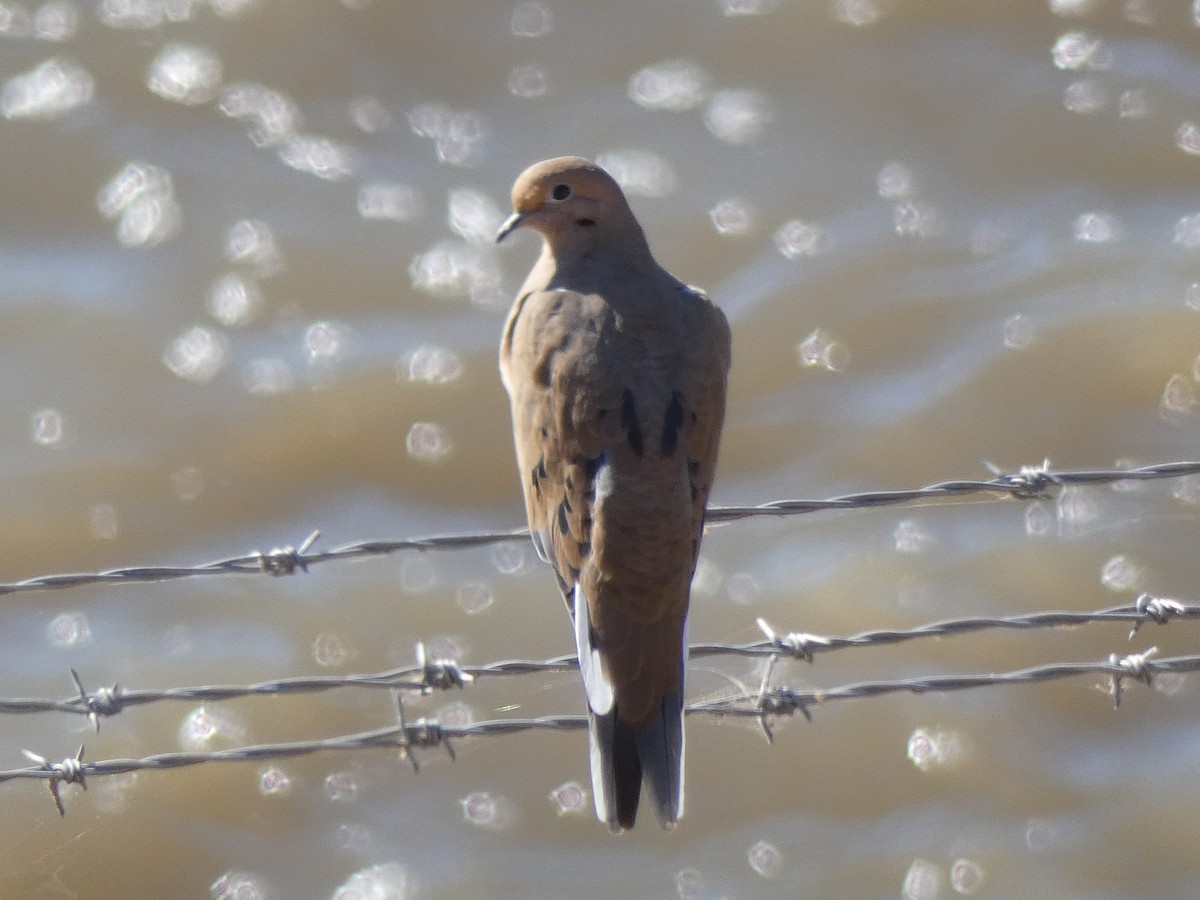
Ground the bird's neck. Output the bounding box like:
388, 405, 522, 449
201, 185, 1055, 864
534, 218, 657, 286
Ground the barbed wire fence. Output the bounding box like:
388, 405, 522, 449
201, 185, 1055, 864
3, 459, 1199, 816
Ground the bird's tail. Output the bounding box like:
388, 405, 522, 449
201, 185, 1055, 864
588, 681, 685, 833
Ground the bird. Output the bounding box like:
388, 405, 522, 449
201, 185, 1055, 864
496, 156, 731, 831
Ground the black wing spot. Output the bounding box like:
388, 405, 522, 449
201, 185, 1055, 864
576, 218, 596, 228
557, 500, 571, 537
580, 454, 604, 479
577, 541, 591, 556
620, 388, 644, 457
661, 391, 685, 457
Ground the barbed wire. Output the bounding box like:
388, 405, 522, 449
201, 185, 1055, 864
2, 594, 1192, 727
3, 645, 1191, 815
0, 459, 1196, 599
2, 458, 1198, 816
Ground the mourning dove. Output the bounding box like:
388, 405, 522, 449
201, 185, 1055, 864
496, 157, 731, 831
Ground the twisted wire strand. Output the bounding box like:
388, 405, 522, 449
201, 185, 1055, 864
5, 647, 1190, 817
1, 596, 1191, 721
1, 460, 1196, 598
2, 458, 1198, 815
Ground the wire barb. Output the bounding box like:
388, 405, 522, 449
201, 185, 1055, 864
1107, 647, 1158, 708
990, 458, 1057, 499
69, 669, 122, 733
393, 695, 456, 772
256, 529, 321, 576
414, 642, 475, 694
756, 617, 829, 663
1129, 593, 1186, 639
21, 745, 86, 816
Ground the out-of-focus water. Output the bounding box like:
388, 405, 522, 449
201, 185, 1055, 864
3, 0, 1200, 897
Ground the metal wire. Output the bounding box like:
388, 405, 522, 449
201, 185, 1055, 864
2, 596, 1195, 817
2, 595, 1192, 723
2, 458, 1198, 816
0, 459, 1196, 598
4, 645, 1190, 816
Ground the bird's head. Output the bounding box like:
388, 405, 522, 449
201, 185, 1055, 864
496, 156, 640, 248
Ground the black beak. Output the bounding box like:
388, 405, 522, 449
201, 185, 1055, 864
496, 211, 527, 244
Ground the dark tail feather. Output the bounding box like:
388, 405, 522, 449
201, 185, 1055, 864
588, 687, 686, 832
589, 706, 641, 832
634, 684, 685, 829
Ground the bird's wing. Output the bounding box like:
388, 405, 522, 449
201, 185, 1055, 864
500, 284, 731, 720
579, 286, 730, 723
501, 287, 623, 710
679, 287, 732, 559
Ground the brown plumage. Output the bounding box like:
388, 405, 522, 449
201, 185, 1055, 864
497, 157, 731, 831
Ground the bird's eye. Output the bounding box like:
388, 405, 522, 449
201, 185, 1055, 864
550, 183, 572, 202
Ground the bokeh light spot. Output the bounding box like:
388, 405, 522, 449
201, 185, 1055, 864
331, 862, 410, 900
1, 57, 93, 119
324, 770, 358, 802
1100, 554, 1139, 590
628, 60, 708, 112
208, 273, 262, 327
595, 149, 677, 198
47, 610, 91, 648
225, 218, 283, 272
401, 345, 462, 384
31, 407, 64, 445
405, 421, 453, 462
259, 766, 291, 796
746, 840, 782, 878
148, 43, 222, 105
776, 219, 828, 258
507, 64, 548, 98
219, 82, 301, 148
704, 89, 772, 144
902, 858, 940, 900
456, 582, 494, 614
950, 858, 985, 895
33, 0, 78, 40
97, 161, 181, 247
358, 182, 423, 222
510, 0, 551, 37
548, 780, 586, 815
709, 199, 752, 235
211, 871, 267, 900
313, 631, 357, 668
278, 135, 356, 180
164, 326, 229, 383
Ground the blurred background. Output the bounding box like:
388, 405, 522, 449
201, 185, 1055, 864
2, 0, 1200, 897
